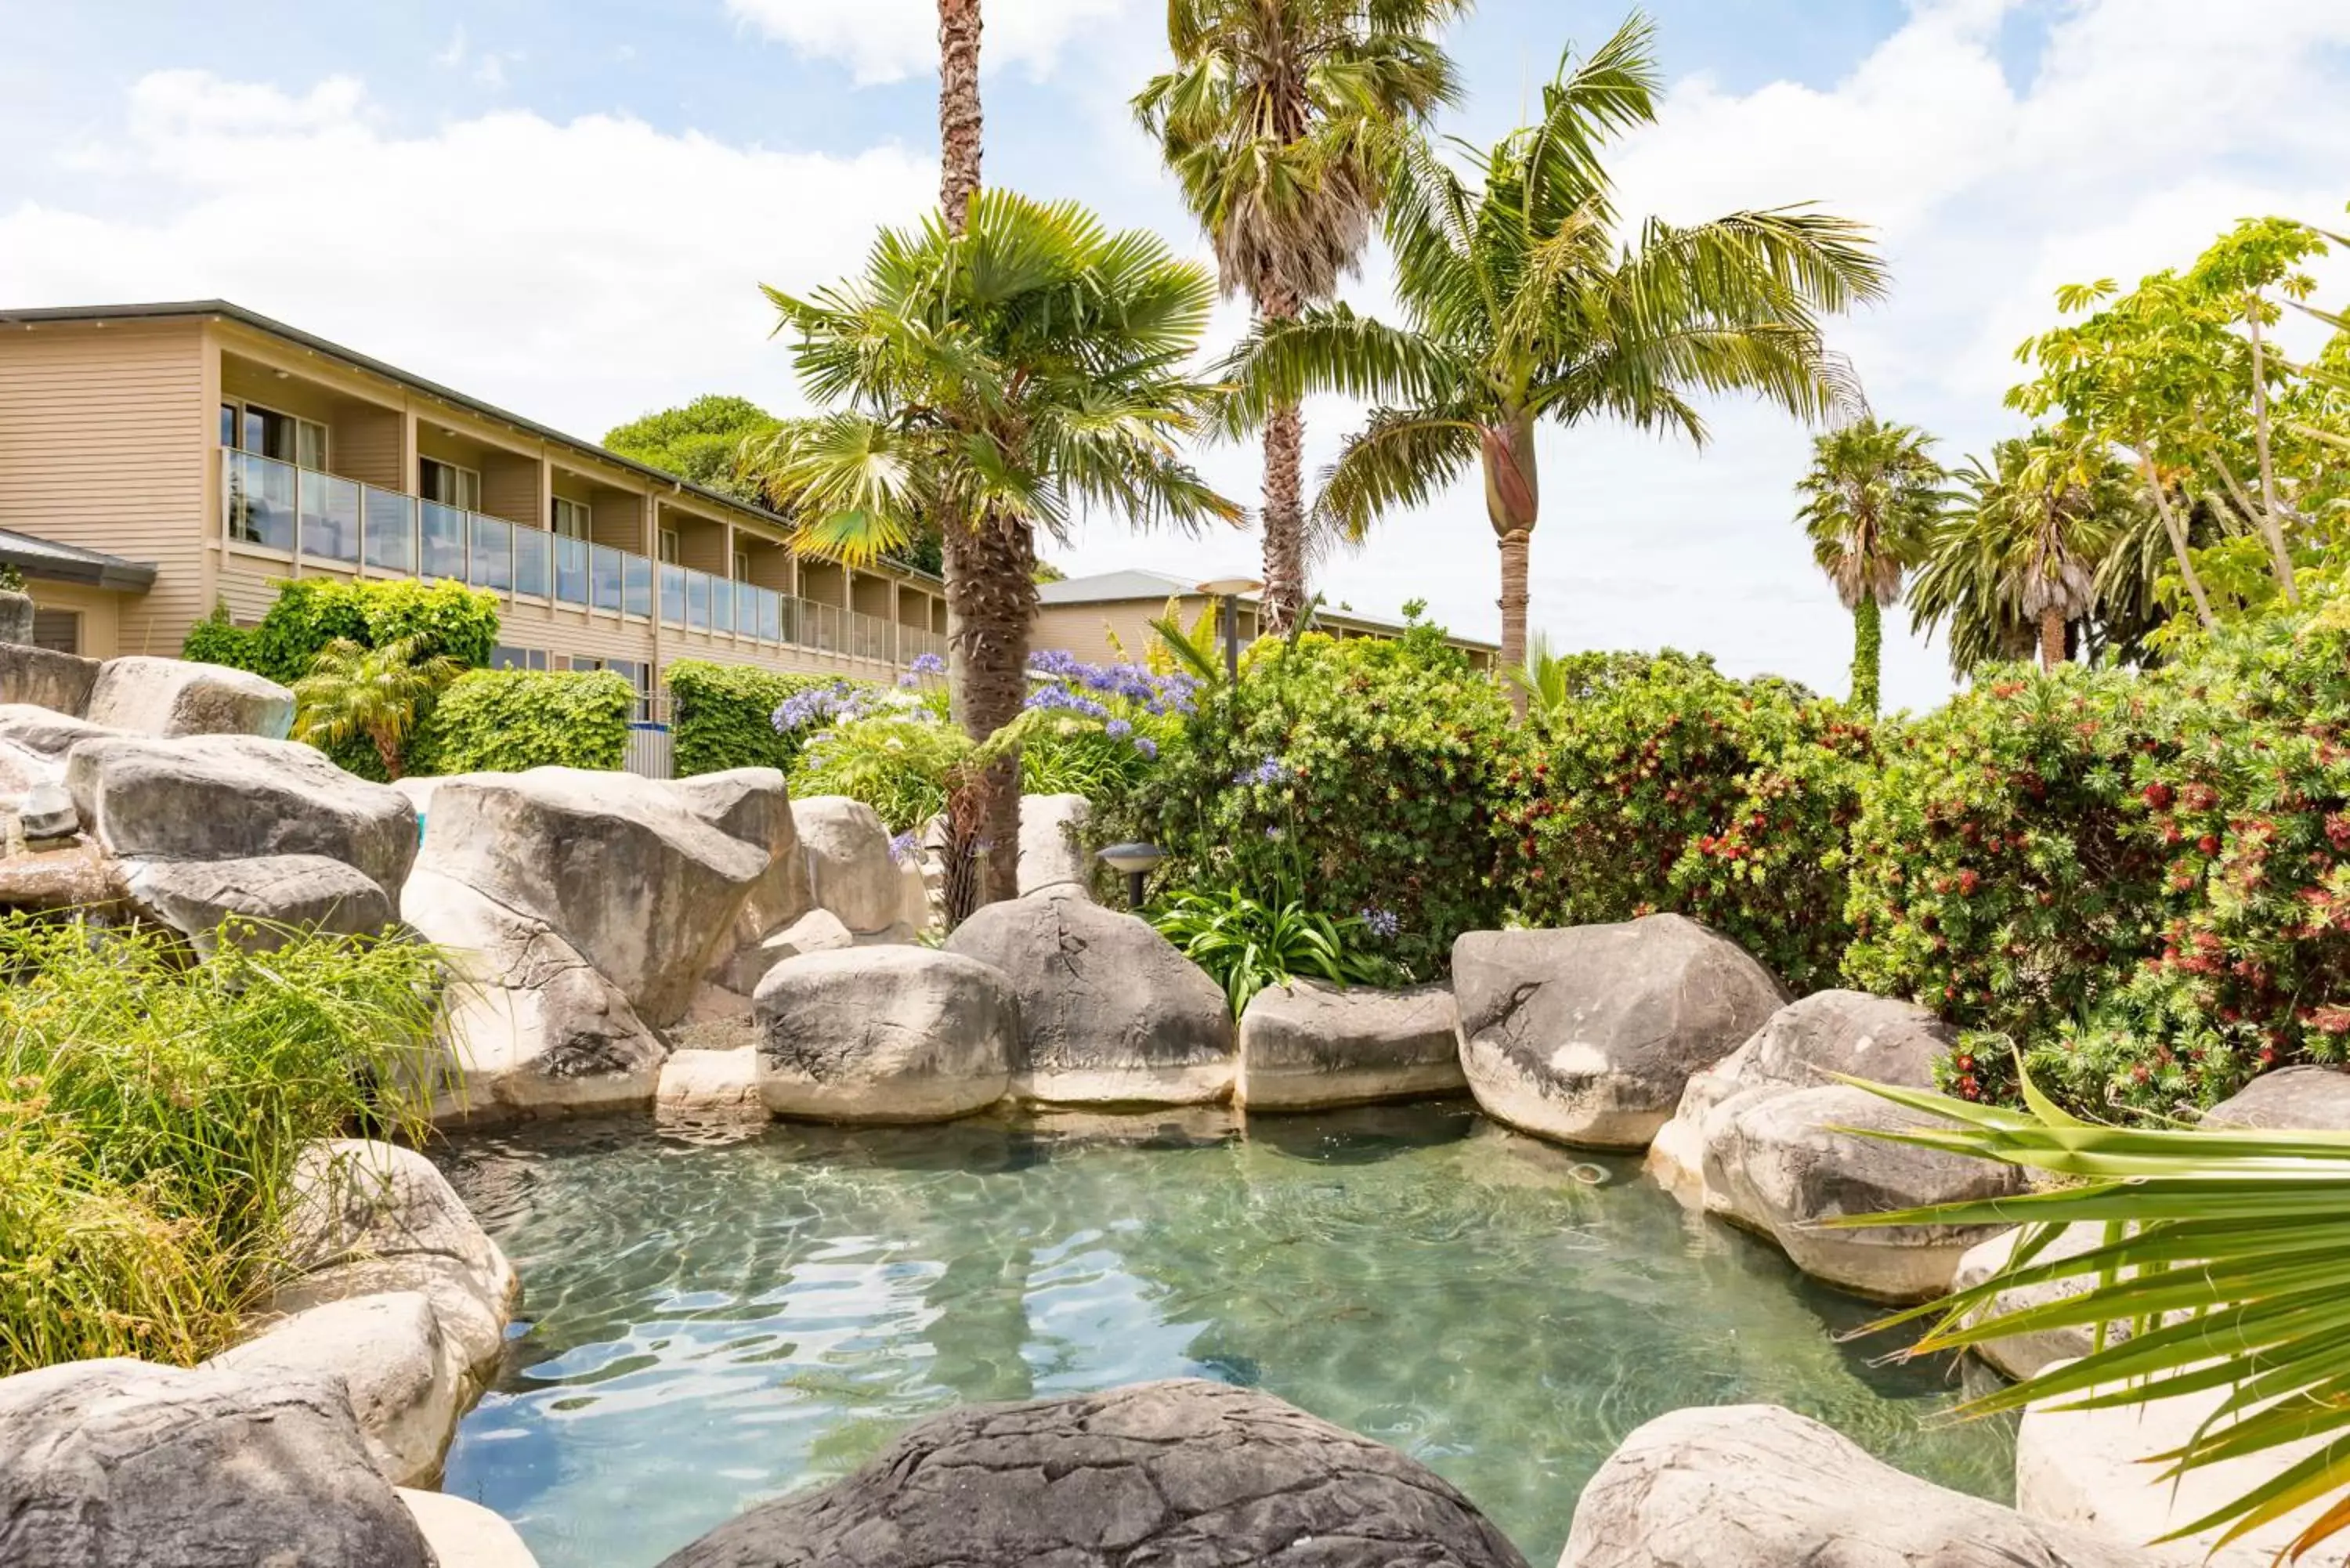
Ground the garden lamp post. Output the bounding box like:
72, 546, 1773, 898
1097, 843, 1166, 911
1195, 578, 1262, 683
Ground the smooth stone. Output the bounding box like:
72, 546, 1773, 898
85, 655, 295, 739
66, 732, 418, 898
399, 1489, 543, 1568
206, 1290, 465, 1487
654, 1378, 1529, 1568
1452, 915, 1788, 1150
1562, 1401, 2172, 1568
2204, 1064, 2350, 1130
17, 779, 76, 838
0, 1358, 434, 1568
0, 704, 122, 796
717, 907, 855, 995
0, 841, 121, 913
792, 794, 902, 936
657, 1048, 772, 1129
0, 644, 100, 717
1237, 980, 1466, 1110
945, 887, 1235, 1107
678, 766, 812, 987
274, 1140, 519, 1387
1950, 1223, 2130, 1380
1016, 790, 1091, 896
754, 946, 1016, 1123
119, 852, 393, 953
1709, 1082, 2027, 1302
0, 589, 34, 646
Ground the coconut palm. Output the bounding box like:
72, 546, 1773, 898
754, 191, 1239, 916
1134, 0, 1470, 633
1794, 417, 1943, 713
290, 635, 461, 781
1223, 15, 1885, 715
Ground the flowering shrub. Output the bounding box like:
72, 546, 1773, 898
1500, 651, 1874, 993
1118, 622, 1518, 978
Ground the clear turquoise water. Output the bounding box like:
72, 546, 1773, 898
437, 1103, 2015, 1568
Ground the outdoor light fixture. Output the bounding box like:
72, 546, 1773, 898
1195, 577, 1264, 684
1097, 842, 1166, 910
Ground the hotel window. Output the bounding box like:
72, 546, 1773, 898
551, 496, 592, 540
732, 549, 751, 582
220, 401, 327, 470
658, 528, 681, 565
420, 457, 482, 511
489, 645, 552, 672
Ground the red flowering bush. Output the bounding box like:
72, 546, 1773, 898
1500, 651, 1875, 992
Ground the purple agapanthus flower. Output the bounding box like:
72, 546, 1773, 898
1104, 717, 1132, 739
1234, 756, 1285, 787
1133, 736, 1158, 761
888, 829, 918, 865
1360, 906, 1401, 940
909, 652, 946, 677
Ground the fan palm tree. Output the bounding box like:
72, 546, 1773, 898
290, 636, 461, 781
754, 191, 1240, 916
938, 0, 982, 234
1794, 417, 1943, 713
1223, 14, 1885, 715
1134, 0, 1470, 634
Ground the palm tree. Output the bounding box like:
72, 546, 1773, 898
1224, 15, 1885, 715
1794, 417, 1943, 713
1134, 0, 1470, 634
291, 636, 461, 781
938, 0, 982, 234
755, 192, 1240, 916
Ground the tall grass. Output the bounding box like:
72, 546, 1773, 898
0, 915, 445, 1374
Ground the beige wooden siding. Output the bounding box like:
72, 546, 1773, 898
0, 320, 208, 655
1032, 600, 1204, 666
332, 403, 406, 489
590, 489, 646, 552
479, 450, 544, 526
23, 580, 125, 659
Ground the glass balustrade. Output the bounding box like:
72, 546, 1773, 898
514, 526, 549, 600
685, 570, 710, 631
658, 564, 685, 627
420, 501, 467, 580
470, 515, 514, 594
624, 555, 653, 619
363, 489, 415, 573
591, 545, 624, 612
298, 469, 362, 563
224, 450, 297, 551
710, 577, 734, 636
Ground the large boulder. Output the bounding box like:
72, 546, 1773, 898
656, 1379, 1528, 1568
1016, 791, 1091, 896
403, 866, 668, 1123
416, 768, 768, 1028
946, 887, 1235, 1106
0, 1358, 434, 1568
1452, 916, 1787, 1150
0, 645, 99, 717
793, 795, 905, 937
2204, 1064, 2350, 1130
85, 655, 295, 739
2018, 1371, 2337, 1566
1708, 1083, 2026, 1301
274, 1139, 519, 1388
754, 946, 1017, 1122
1649, 990, 1954, 1209
65, 732, 417, 898
400, 1488, 542, 1568
657, 1048, 771, 1132
119, 852, 394, 954
0, 703, 117, 794
206, 1290, 465, 1487
1238, 981, 1466, 1111
1562, 1402, 2168, 1568
1949, 1223, 2126, 1380
714, 906, 855, 995
678, 767, 812, 989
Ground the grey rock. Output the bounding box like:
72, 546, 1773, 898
0, 644, 100, 717
792, 795, 902, 935
400, 1488, 543, 1568
2204, 1064, 2350, 1131
1238, 981, 1466, 1111
1711, 1083, 2027, 1302
417, 768, 768, 1028
16, 780, 75, 839
1562, 1402, 2170, 1568
66, 732, 417, 898
274, 1139, 519, 1387
1950, 1223, 2130, 1380
678, 767, 811, 977
120, 852, 393, 953
754, 946, 1016, 1123
947, 887, 1235, 1106
206, 1290, 465, 1487
85, 654, 295, 739
656, 1378, 1528, 1568
1452, 916, 1788, 1150
0, 704, 120, 795
657, 1049, 771, 1132
0, 589, 34, 646
1017, 791, 1091, 895
718, 908, 855, 995
0, 1357, 433, 1568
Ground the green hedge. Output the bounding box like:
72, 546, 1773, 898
413, 669, 633, 775
667, 659, 859, 777
183, 579, 501, 685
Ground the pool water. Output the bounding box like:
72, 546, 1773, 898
437, 1103, 2015, 1568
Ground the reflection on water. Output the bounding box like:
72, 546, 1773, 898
438, 1101, 2014, 1568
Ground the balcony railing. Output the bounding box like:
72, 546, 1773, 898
222, 448, 916, 668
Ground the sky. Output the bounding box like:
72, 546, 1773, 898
2, 0, 2346, 710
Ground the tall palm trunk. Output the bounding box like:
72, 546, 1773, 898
937, 0, 982, 234
1849, 594, 1882, 715
1257, 284, 1306, 634
2037, 605, 2066, 671
1482, 413, 1539, 718
942, 511, 1035, 915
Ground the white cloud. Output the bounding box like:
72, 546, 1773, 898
0, 71, 935, 443
725, 0, 1131, 87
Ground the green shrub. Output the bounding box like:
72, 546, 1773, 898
242, 578, 499, 686
1499, 650, 1873, 994
1148, 886, 1402, 1016
1120, 624, 1517, 979
413, 669, 633, 775
179, 603, 260, 670
0, 916, 443, 1373
667, 659, 854, 777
